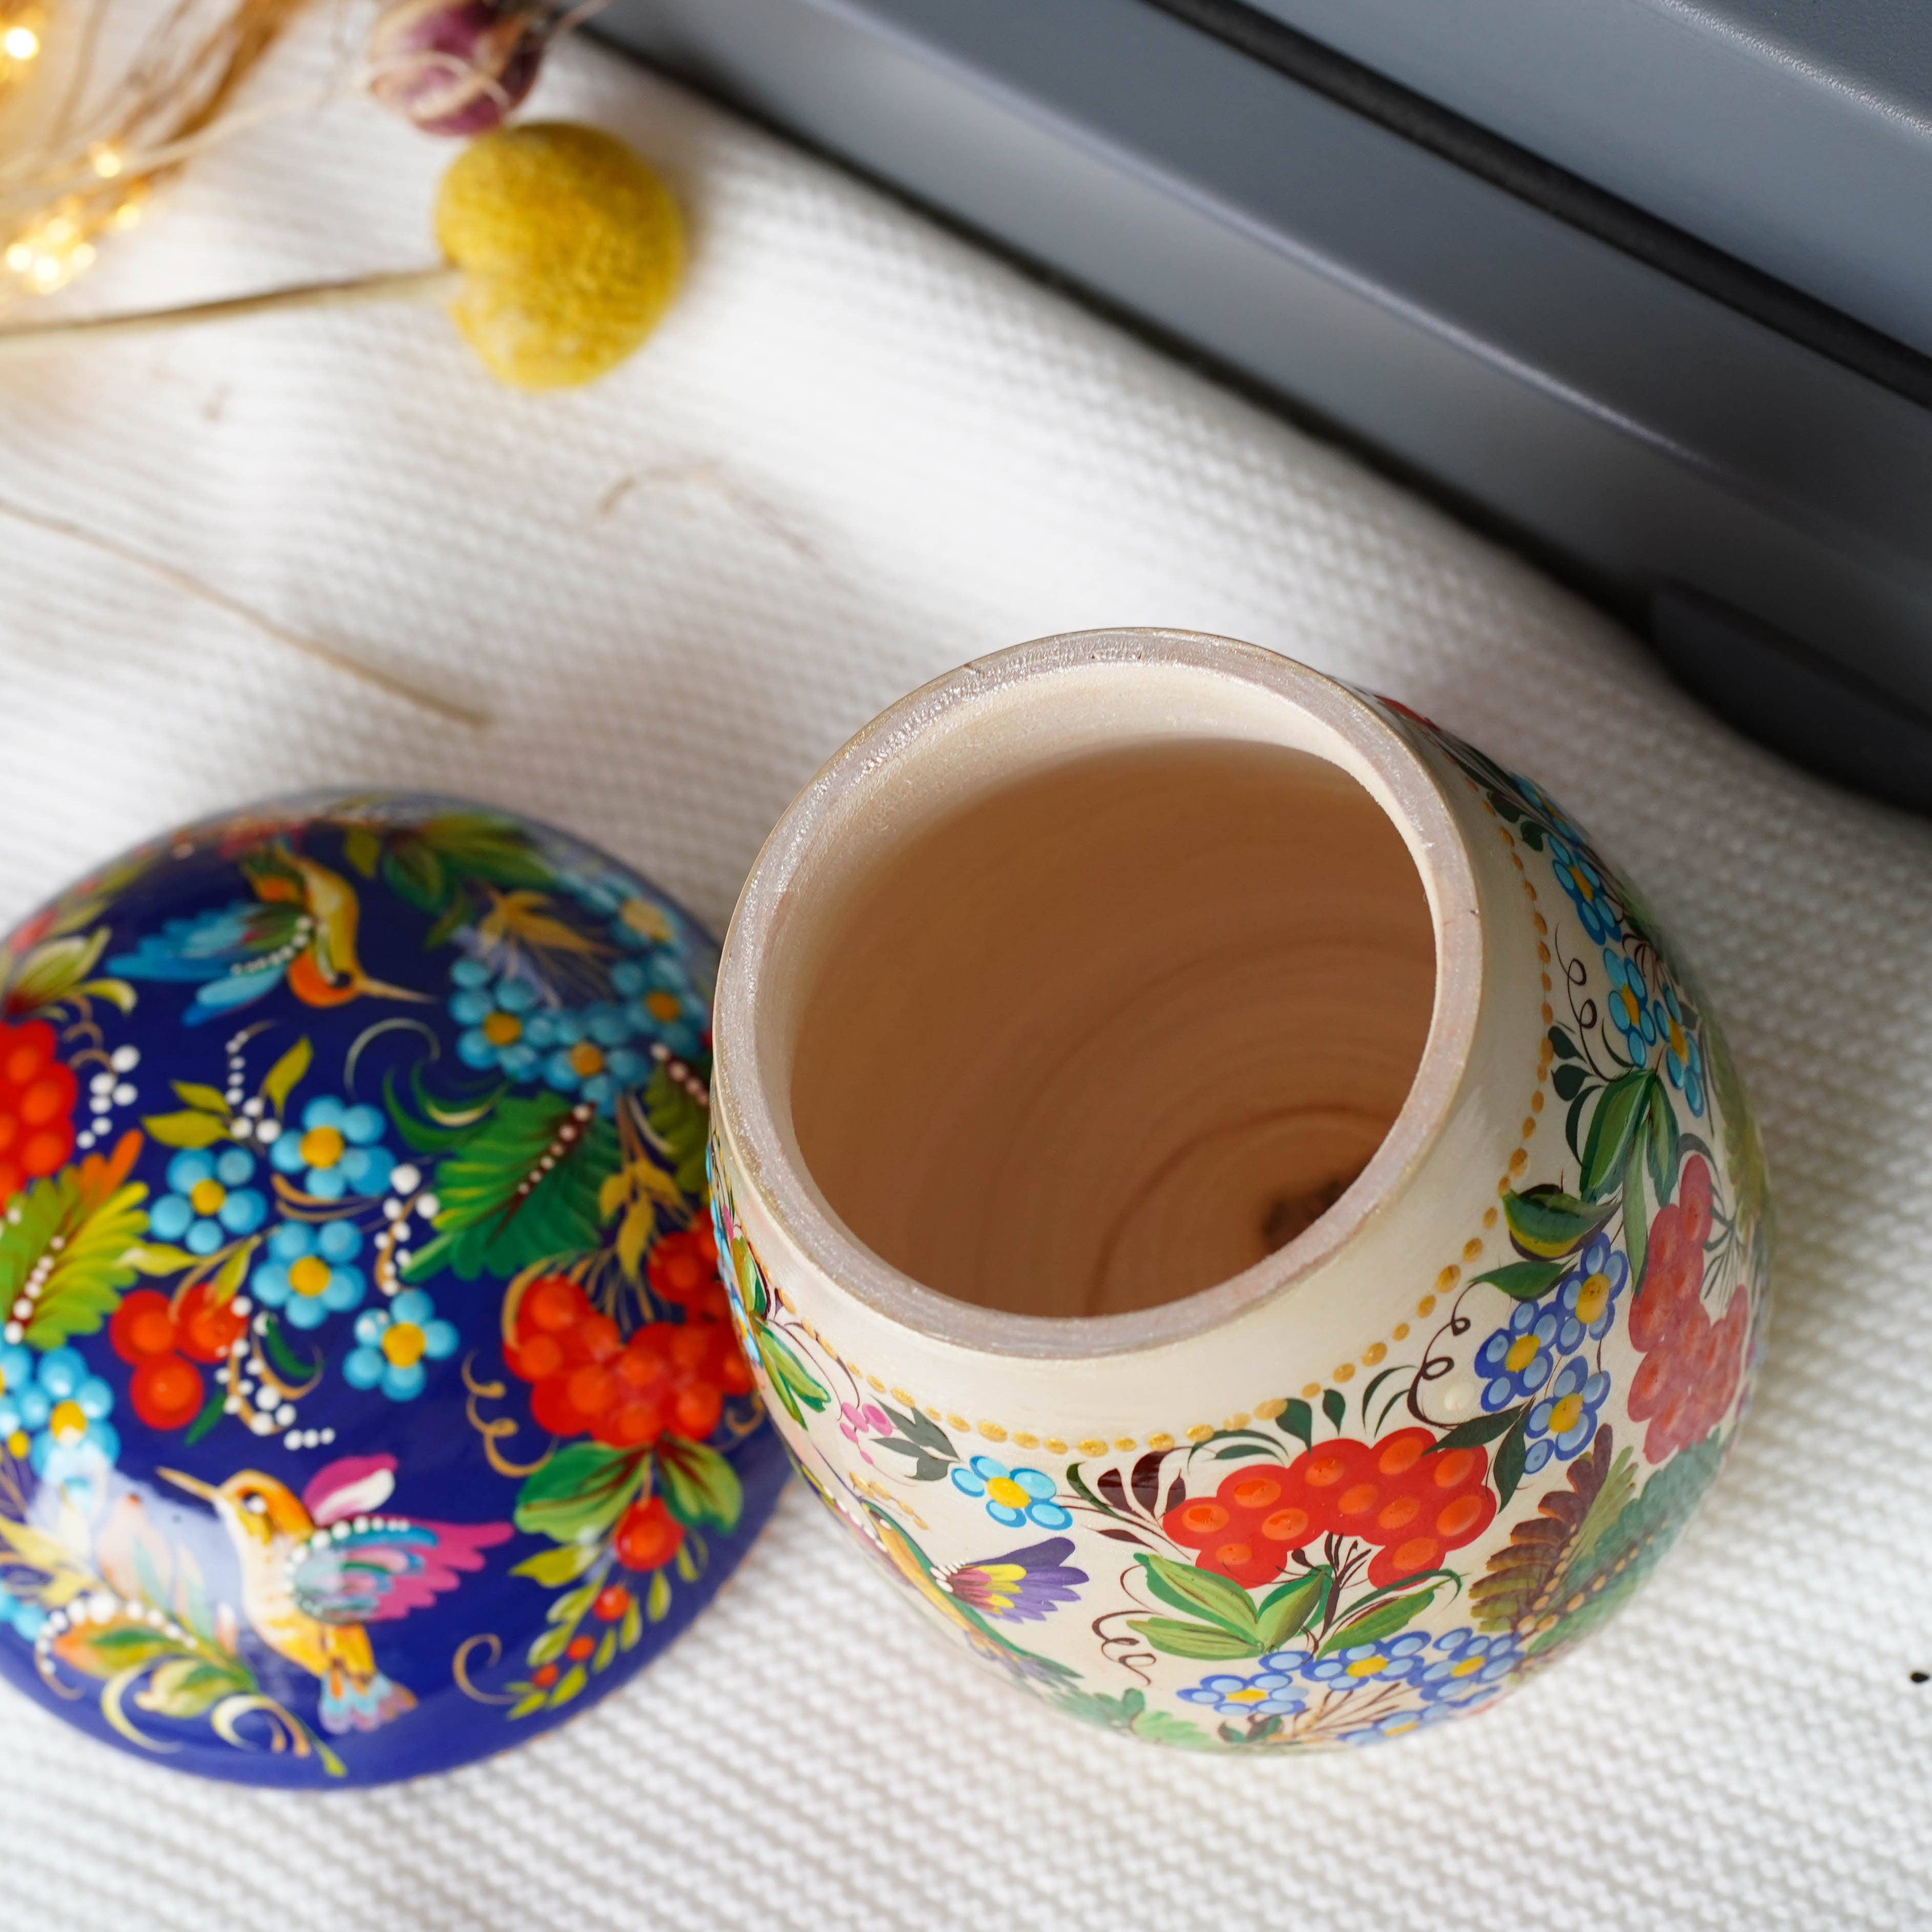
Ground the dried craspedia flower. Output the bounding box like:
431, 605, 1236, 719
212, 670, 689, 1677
366, 0, 551, 136
435, 120, 684, 388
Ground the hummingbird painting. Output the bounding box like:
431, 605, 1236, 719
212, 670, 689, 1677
161, 1453, 511, 1734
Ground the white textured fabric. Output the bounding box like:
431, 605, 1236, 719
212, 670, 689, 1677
2, 16, 1929, 1928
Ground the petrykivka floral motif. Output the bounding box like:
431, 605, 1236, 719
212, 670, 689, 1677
707, 694, 1769, 1754
0, 794, 785, 1786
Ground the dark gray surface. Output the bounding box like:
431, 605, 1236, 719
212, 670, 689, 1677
1241, 0, 1932, 359
601, 0, 1932, 800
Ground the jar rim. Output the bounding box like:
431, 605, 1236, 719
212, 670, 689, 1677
712, 629, 1484, 1360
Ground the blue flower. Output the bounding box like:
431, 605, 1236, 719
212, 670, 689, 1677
271, 1095, 394, 1200
1554, 1234, 1628, 1352
1524, 1356, 1611, 1474
1298, 1631, 1430, 1691
0, 1343, 118, 1510
1603, 949, 1656, 1067
1653, 982, 1705, 1116
148, 1147, 267, 1256
1178, 1668, 1307, 1719
0, 1578, 47, 1641
949, 1457, 1072, 1531
526, 1002, 649, 1110
251, 1219, 367, 1330
450, 960, 545, 1079
1548, 835, 1621, 945
609, 956, 707, 1061
1415, 1628, 1521, 1704
1512, 774, 1587, 847
344, 1291, 458, 1401
1476, 1299, 1562, 1409
1337, 1702, 1462, 1745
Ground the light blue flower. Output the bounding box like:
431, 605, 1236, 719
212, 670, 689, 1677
1654, 981, 1706, 1116
1524, 1356, 1611, 1474
271, 1094, 394, 1200
1476, 1298, 1562, 1410
1548, 835, 1621, 945
0, 1343, 118, 1510
148, 1147, 267, 1256
344, 1291, 458, 1401
1554, 1234, 1628, 1352
610, 955, 707, 1061
949, 1456, 1072, 1531
449, 959, 545, 1079
1337, 1702, 1462, 1745
1415, 1628, 1522, 1705
1298, 1630, 1430, 1691
524, 1001, 649, 1111
1178, 1668, 1306, 1719
1603, 949, 1656, 1067
251, 1219, 367, 1330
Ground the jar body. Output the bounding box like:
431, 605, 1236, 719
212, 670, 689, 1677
711, 637, 1768, 1751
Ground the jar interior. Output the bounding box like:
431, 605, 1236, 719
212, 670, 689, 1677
787, 736, 1436, 1318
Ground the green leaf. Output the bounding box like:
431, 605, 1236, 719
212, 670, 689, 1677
877, 1402, 957, 1462
182, 1388, 226, 1446
1625, 1142, 1651, 1298
1471, 1260, 1565, 1301
141, 1109, 230, 1149
3, 929, 109, 1015
1, 1165, 151, 1349
50, 1619, 183, 1677
171, 1082, 231, 1115
1254, 1569, 1329, 1651
135, 1655, 249, 1718
1645, 1079, 1680, 1203
406, 1093, 619, 1282
1547, 1025, 1580, 1061
1132, 1709, 1217, 1749
262, 1037, 313, 1115
1135, 1553, 1259, 1637
546, 1581, 598, 1626
512, 1442, 648, 1544
549, 1662, 588, 1708
619, 1595, 643, 1652
510, 1542, 601, 1587
1321, 1388, 1346, 1432
1580, 1070, 1652, 1201
1504, 1183, 1614, 1259
526, 1624, 571, 1668
259, 1312, 318, 1382
382, 839, 449, 913
642, 1062, 711, 1199
655, 1436, 743, 1532
508, 1692, 548, 1720
1428, 1405, 1527, 1454
126, 1243, 198, 1276
1492, 1404, 1533, 1506
752, 1320, 828, 1422
1127, 1616, 1261, 1661
1276, 1398, 1313, 1450
342, 825, 381, 878
1318, 1586, 1437, 1655
646, 1569, 671, 1623
1551, 1063, 1590, 1103
593, 1627, 617, 1672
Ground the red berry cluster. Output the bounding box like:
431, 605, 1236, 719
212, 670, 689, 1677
0, 1019, 77, 1207
109, 1286, 248, 1430
505, 1261, 753, 1451
1628, 1154, 1747, 1463
1166, 1428, 1498, 1590
646, 1225, 732, 1323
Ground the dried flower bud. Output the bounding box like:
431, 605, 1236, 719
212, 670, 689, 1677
366, 0, 551, 137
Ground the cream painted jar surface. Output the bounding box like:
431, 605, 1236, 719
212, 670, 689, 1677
709, 631, 1768, 1752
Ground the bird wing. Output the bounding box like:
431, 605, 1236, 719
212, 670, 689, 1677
109, 901, 298, 981
289, 1516, 512, 1625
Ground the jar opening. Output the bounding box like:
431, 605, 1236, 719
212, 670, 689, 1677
790, 736, 1434, 1316
715, 631, 1481, 1357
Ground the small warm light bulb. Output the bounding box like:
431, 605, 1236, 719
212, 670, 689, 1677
3, 241, 29, 273
69, 241, 94, 271
90, 146, 123, 179
29, 255, 61, 289
2, 25, 39, 58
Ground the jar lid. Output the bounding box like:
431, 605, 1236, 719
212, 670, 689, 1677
0, 794, 785, 1786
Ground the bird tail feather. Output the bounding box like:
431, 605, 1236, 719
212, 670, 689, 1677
319, 1660, 417, 1734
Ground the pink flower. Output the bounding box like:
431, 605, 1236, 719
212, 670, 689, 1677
839, 1401, 891, 1462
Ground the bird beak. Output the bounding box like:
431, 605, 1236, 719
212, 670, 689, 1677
158, 1467, 218, 1503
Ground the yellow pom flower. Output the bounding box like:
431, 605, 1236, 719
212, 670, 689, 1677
435, 121, 684, 390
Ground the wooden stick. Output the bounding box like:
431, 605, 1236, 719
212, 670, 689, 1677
0, 264, 464, 357
0, 493, 488, 729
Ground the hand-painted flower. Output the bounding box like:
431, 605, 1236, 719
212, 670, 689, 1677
272, 1095, 394, 1200
1554, 1234, 1628, 1351
1523, 1357, 1611, 1474
1476, 1299, 1561, 1409
939, 1536, 1087, 1623
149, 1146, 268, 1255
1299, 1630, 1430, 1690
1414, 1628, 1521, 1704
1547, 834, 1621, 945
1602, 949, 1657, 1067
0, 1344, 117, 1506
1653, 981, 1706, 1115
1178, 1668, 1306, 1720
253, 1218, 369, 1329
345, 1290, 458, 1400
950, 1457, 1072, 1531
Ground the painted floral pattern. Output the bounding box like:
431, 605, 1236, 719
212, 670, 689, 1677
711, 705, 1769, 1751
0, 797, 784, 1785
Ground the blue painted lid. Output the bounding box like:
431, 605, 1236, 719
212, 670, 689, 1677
0, 794, 785, 1785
